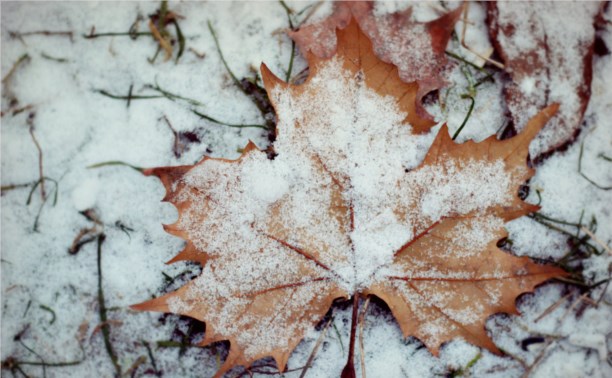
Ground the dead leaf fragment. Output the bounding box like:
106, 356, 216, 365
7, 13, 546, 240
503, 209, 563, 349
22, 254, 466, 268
487, 2, 602, 160
289, 2, 464, 121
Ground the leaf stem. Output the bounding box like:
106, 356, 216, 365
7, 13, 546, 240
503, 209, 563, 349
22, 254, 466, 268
341, 293, 360, 378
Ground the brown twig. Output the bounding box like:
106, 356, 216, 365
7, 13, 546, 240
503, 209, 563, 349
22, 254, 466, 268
520, 339, 556, 378
358, 297, 370, 378
559, 293, 593, 323
459, 4, 503, 69
160, 115, 181, 158
298, 317, 333, 378
2, 54, 30, 83
580, 226, 612, 255
27, 113, 45, 201
68, 227, 99, 255
90, 320, 124, 340
9, 30, 74, 43
534, 293, 572, 323
124, 356, 146, 377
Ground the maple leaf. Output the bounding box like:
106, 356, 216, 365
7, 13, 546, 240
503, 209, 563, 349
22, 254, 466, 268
133, 18, 566, 377
487, 2, 602, 160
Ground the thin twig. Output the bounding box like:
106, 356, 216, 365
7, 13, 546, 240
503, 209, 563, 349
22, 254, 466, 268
26, 177, 58, 206
40, 53, 69, 63
96, 234, 122, 376
9, 30, 74, 42
559, 293, 591, 323
1, 182, 33, 192
580, 227, 611, 255
124, 356, 146, 377
520, 339, 556, 378
15, 360, 81, 367
459, 4, 503, 69
94, 89, 162, 102
84, 31, 152, 39
298, 317, 333, 378
2, 54, 30, 83
27, 114, 45, 201
18, 340, 47, 378
578, 142, 611, 190
445, 51, 484, 71
358, 297, 371, 378
333, 321, 345, 353
534, 293, 572, 323
192, 110, 268, 130
297, 2, 323, 26
142, 341, 159, 375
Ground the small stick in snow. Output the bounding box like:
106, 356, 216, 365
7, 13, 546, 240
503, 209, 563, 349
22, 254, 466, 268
27, 113, 45, 201
83, 26, 152, 40
2, 54, 30, 84
578, 142, 612, 190
534, 293, 572, 323
9, 30, 74, 43
580, 226, 612, 255
298, 316, 333, 378
459, 3, 504, 69
358, 297, 371, 378
559, 292, 593, 323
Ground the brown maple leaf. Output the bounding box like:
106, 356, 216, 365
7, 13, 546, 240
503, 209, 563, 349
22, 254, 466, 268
133, 18, 566, 377
487, 2, 603, 161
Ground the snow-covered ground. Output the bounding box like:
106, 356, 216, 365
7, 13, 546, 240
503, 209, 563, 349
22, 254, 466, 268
1, 1, 610, 377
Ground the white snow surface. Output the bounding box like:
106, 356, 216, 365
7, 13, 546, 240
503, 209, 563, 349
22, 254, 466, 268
1, 2, 611, 378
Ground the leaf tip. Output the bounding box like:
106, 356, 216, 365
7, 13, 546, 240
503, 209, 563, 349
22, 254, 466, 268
261, 63, 286, 89
130, 296, 169, 313
242, 140, 260, 154
522, 103, 560, 141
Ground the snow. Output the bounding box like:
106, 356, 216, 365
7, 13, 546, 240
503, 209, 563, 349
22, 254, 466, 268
1, 1, 611, 378
71, 177, 100, 211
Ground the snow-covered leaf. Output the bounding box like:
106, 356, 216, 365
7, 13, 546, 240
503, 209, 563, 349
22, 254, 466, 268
487, 2, 602, 160
134, 17, 566, 377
